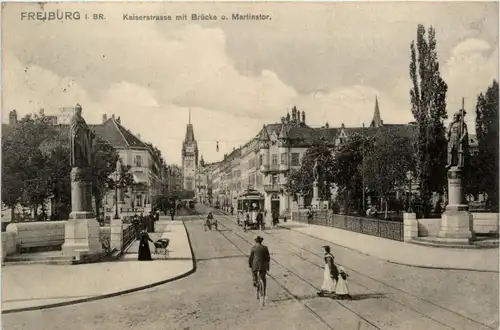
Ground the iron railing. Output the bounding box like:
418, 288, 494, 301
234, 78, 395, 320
296, 210, 404, 241
122, 224, 137, 252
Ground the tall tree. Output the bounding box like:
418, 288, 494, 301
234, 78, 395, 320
363, 129, 416, 218
285, 138, 335, 201
2, 112, 61, 217
409, 24, 448, 217
474, 80, 499, 210
331, 133, 375, 215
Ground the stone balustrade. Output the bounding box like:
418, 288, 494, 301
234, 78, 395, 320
2, 221, 116, 258
2, 231, 17, 259
418, 213, 499, 237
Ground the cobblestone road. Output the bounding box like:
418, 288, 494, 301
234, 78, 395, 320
3, 211, 498, 330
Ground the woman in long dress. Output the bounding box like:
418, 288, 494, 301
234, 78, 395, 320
335, 266, 351, 300
317, 245, 339, 296
138, 226, 154, 261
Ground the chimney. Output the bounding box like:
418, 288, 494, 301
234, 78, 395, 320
292, 107, 297, 122
286, 112, 291, 123
325, 122, 329, 128
9, 110, 17, 125
302, 111, 306, 124
111, 114, 115, 120
102, 114, 107, 123
39, 108, 45, 116
116, 116, 121, 124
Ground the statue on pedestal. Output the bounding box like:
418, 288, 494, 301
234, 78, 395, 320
446, 109, 469, 169
70, 103, 93, 168
313, 159, 321, 182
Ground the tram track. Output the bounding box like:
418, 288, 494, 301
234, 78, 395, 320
196, 211, 382, 330
209, 210, 496, 330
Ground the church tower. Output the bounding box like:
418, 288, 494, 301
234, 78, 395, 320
182, 109, 199, 191
370, 96, 383, 128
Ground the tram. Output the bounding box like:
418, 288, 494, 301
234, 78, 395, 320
237, 188, 264, 229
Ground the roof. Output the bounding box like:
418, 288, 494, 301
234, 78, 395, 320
278, 123, 289, 139
185, 124, 195, 142
370, 97, 383, 128
3, 117, 149, 150
92, 118, 148, 149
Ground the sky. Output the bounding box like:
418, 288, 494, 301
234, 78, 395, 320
2, 2, 498, 165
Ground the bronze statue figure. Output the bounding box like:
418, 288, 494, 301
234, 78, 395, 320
313, 159, 321, 182
70, 103, 93, 168
446, 109, 469, 169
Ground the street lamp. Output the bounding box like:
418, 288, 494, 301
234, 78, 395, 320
113, 172, 121, 219
113, 160, 122, 220
406, 170, 414, 213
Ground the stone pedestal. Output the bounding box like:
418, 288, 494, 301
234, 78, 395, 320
62, 218, 102, 260
403, 212, 418, 242
437, 167, 473, 243
311, 181, 321, 208
110, 219, 123, 251
297, 194, 305, 209
62, 167, 103, 259
313, 181, 319, 200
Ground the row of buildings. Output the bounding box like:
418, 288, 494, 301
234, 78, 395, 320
188, 99, 480, 218
2, 108, 183, 221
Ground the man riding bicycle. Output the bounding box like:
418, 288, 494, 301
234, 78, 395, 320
248, 236, 270, 304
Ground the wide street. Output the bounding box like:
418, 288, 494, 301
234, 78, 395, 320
3, 206, 498, 330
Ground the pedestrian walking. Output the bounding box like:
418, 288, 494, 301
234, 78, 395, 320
170, 208, 175, 221
256, 209, 264, 231
335, 266, 351, 300
137, 225, 154, 261
272, 211, 279, 227
317, 245, 338, 296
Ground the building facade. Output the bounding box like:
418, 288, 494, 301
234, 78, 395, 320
208, 101, 481, 220
182, 110, 198, 192
94, 113, 163, 217
1, 109, 164, 220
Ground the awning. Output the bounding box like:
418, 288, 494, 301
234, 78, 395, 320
133, 172, 149, 184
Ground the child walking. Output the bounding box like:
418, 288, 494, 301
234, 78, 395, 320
335, 266, 351, 300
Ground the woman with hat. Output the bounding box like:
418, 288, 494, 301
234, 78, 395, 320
317, 245, 338, 296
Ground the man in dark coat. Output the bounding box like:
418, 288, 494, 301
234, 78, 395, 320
248, 236, 270, 299
256, 209, 264, 230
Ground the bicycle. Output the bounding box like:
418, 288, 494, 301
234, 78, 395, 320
254, 270, 267, 307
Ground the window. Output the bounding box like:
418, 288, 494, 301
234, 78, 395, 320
271, 175, 279, 184
271, 154, 278, 165
291, 153, 300, 166
136, 195, 143, 207
135, 155, 142, 167
186, 180, 193, 190
256, 174, 262, 186
280, 153, 287, 165
259, 155, 263, 166
252, 174, 258, 186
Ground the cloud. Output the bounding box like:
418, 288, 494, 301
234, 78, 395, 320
443, 38, 498, 118
2, 2, 498, 164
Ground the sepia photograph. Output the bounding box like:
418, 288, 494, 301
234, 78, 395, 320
1, 1, 499, 329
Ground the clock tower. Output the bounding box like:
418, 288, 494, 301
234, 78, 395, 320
182, 109, 198, 192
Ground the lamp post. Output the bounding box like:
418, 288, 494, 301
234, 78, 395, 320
113, 171, 121, 219
406, 170, 414, 213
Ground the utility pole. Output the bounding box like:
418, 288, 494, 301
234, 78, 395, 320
362, 122, 365, 212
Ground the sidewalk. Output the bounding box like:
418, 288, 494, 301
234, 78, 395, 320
279, 221, 499, 272
2, 220, 195, 313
